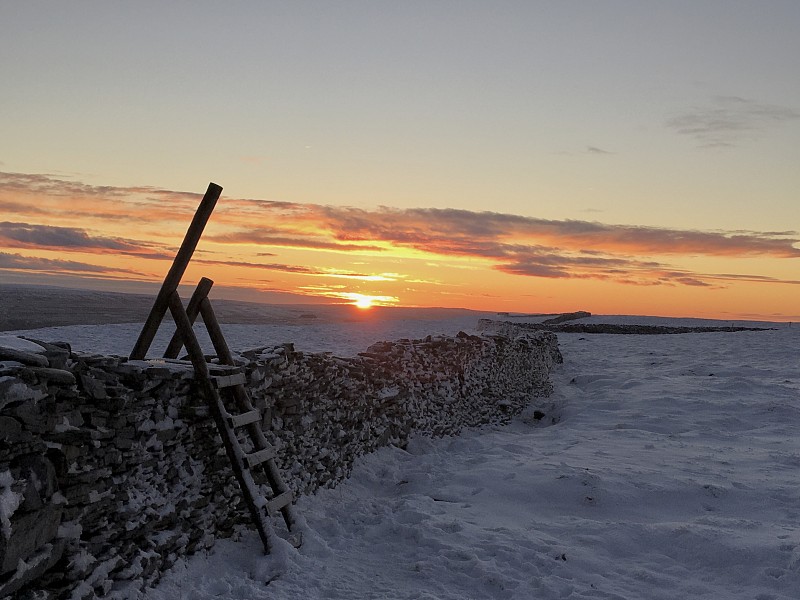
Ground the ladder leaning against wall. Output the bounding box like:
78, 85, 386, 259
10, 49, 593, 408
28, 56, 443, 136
129, 182, 299, 554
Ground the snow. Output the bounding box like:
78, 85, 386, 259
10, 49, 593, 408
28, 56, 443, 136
0, 335, 47, 353
7, 313, 800, 598
4, 312, 487, 358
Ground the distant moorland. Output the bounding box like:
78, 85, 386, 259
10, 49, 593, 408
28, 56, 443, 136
0, 283, 484, 331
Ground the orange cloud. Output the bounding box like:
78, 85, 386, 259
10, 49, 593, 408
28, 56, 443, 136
208, 230, 385, 253
212, 205, 799, 287
0, 251, 146, 277
0, 221, 172, 259
2, 170, 798, 303
309, 206, 800, 258
193, 258, 398, 281
0, 172, 205, 230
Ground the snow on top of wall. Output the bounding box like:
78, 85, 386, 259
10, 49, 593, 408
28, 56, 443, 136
0, 336, 47, 353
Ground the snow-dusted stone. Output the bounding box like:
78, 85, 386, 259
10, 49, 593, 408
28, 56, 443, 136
0, 346, 49, 367
27, 338, 71, 370
0, 376, 47, 411
0, 540, 65, 598
0, 336, 48, 354
29, 366, 77, 386
0, 502, 62, 575
79, 372, 108, 400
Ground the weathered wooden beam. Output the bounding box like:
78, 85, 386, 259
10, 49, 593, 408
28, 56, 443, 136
130, 182, 222, 360
163, 277, 214, 359
199, 297, 234, 364
166, 291, 209, 379
210, 372, 248, 389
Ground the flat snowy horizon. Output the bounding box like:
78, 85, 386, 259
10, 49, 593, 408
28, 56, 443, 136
6, 312, 799, 599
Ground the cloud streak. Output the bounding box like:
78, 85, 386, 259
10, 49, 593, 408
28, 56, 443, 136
0, 251, 142, 276
666, 96, 800, 147
208, 230, 385, 253
194, 258, 400, 281
0, 171, 209, 227
310, 206, 800, 259
0, 221, 172, 260
586, 146, 613, 155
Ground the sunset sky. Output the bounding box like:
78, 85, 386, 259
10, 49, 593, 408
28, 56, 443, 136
1, 2, 799, 320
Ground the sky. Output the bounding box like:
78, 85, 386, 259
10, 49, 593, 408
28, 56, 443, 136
1, 1, 799, 320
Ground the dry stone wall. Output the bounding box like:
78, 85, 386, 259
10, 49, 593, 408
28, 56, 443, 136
0, 330, 561, 598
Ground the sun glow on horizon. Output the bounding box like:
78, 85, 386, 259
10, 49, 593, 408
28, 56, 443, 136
338, 292, 399, 309
354, 296, 373, 309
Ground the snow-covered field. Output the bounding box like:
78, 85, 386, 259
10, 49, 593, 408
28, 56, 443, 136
6, 310, 487, 358
12, 314, 800, 599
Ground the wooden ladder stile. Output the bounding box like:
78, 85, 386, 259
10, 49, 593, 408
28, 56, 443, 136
129, 182, 298, 554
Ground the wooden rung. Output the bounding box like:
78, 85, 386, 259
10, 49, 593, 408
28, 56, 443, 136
208, 364, 243, 376
265, 491, 293, 516
148, 358, 193, 366
211, 372, 247, 389
242, 446, 277, 469
227, 409, 261, 429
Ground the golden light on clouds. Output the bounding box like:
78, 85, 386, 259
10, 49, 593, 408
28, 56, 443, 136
1, 172, 798, 320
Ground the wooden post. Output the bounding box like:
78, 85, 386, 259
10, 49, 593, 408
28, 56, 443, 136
164, 277, 215, 359
167, 291, 210, 379
130, 183, 222, 360
199, 297, 235, 364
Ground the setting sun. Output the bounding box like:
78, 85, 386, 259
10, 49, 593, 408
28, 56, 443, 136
354, 296, 373, 309
334, 292, 398, 309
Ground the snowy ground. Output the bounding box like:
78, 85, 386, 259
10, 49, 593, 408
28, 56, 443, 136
11, 314, 800, 599
6, 310, 488, 358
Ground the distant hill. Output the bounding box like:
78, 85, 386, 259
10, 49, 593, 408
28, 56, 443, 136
0, 283, 484, 331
